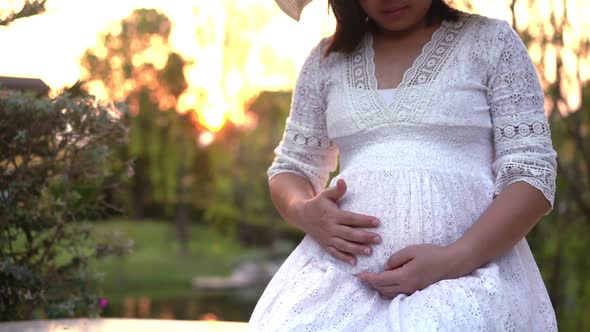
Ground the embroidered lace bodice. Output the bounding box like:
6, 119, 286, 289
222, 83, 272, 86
250, 12, 557, 332
378, 87, 398, 105
268, 13, 556, 211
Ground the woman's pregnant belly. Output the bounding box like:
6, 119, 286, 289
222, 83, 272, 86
318, 168, 496, 276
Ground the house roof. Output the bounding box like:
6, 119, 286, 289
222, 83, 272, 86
0, 76, 49, 95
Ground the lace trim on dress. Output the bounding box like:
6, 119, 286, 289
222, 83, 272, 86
267, 38, 339, 195
345, 12, 474, 130
488, 21, 557, 213
285, 128, 334, 148
494, 121, 550, 140
390, 17, 472, 123
493, 161, 556, 204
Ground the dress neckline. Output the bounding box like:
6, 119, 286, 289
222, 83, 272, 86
344, 12, 471, 128
366, 19, 450, 109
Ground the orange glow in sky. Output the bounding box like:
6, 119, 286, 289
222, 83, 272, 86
0, 0, 588, 130
0, 0, 334, 132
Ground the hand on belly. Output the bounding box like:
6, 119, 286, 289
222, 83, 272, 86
296, 178, 382, 266
357, 243, 456, 299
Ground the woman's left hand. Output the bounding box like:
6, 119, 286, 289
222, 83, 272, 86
356, 244, 458, 299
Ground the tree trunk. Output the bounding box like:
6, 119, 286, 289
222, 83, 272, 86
175, 150, 189, 256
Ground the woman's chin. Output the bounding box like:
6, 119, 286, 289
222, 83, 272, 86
372, 12, 430, 35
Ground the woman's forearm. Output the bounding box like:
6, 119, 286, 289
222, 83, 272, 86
444, 181, 552, 279
268, 172, 317, 231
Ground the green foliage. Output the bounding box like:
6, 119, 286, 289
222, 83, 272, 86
493, 2, 590, 327
90, 219, 258, 299
203, 91, 331, 245
528, 80, 590, 331
126, 94, 201, 213
81, 9, 207, 219
0, 90, 130, 320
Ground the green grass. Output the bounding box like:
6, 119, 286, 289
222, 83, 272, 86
90, 219, 262, 301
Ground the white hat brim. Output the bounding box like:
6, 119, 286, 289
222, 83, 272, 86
274, 0, 314, 21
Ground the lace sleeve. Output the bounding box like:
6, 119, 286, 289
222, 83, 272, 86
487, 20, 558, 215
267, 39, 339, 195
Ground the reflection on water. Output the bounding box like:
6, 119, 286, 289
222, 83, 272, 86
101, 288, 264, 322
0, 291, 259, 331
0, 319, 249, 332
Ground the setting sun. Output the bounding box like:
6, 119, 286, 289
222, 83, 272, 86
0, 0, 588, 130
0, 0, 334, 133
1, 0, 589, 329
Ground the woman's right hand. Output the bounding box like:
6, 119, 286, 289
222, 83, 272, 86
293, 178, 382, 265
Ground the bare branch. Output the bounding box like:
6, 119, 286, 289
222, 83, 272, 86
0, 0, 47, 26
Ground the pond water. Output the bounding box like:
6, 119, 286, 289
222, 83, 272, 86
101, 287, 264, 322
0, 319, 249, 332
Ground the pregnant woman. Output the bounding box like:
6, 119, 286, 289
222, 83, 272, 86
248, 0, 558, 330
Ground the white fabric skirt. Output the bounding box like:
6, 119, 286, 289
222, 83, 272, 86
248, 169, 557, 331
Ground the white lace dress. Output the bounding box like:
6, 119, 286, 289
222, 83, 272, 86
248, 12, 558, 331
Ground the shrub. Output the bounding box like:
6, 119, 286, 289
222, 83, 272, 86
0, 90, 130, 320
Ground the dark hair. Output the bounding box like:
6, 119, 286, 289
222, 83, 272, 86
324, 0, 461, 56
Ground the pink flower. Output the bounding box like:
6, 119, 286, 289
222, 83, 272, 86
99, 298, 109, 309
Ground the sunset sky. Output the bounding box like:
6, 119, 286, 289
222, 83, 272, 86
0, 0, 336, 131
0, 0, 336, 91
0, 0, 587, 130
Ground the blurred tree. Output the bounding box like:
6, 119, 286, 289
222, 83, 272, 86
203, 91, 341, 251
541, 83, 590, 327
237, 92, 292, 250
80, 9, 208, 254
0, 90, 131, 320
452, 0, 590, 328
204, 92, 292, 248
510, 2, 589, 330
0, 0, 46, 26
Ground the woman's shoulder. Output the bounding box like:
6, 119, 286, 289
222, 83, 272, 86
309, 36, 342, 65
460, 11, 513, 39
456, 12, 520, 63
299, 36, 342, 79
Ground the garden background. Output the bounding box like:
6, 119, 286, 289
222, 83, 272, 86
0, 0, 589, 330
